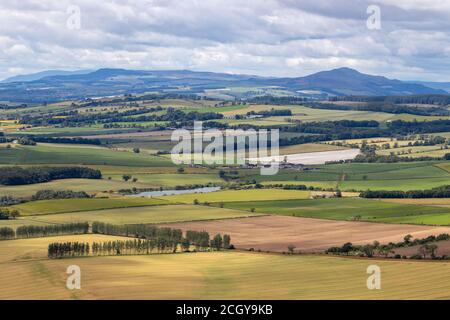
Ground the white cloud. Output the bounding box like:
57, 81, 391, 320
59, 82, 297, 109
0, 0, 449, 81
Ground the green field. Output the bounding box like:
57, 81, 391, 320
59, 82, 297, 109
107, 173, 223, 186
214, 197, 450, 224
163, 189, 311, 204
0, 178, 155, 197
0, 144, 173, 166
0, 204, 261, 228
2, 236, 450, 299
253, 161, 450, 191
10, 198, 169, 215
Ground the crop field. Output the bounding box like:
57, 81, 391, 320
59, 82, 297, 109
0, 205, 261, 229
0, 178, 155, 197
164, 215, 450, 252
163, 189, 311, 204
380, 198, 450, 207
377, 145, 450, 158
436, 162, 450, 173
213, 197, 450, 224
107, 173, 223, 186
253, 161, 450, 191
2, 235, 450, 299
10, 198, 169, 215
0, 144, 173, 166
279, 143, 348, 155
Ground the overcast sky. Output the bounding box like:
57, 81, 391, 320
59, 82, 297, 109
1, 0, 450, 81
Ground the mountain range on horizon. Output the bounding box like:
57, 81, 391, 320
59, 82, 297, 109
1, 67, 449, 104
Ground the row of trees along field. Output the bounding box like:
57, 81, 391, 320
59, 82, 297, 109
360, 185, 450, 198
0, 223, 88, 240
48, 228, 231, 259
0, 227, 15, 240
93, 221, 231, 251
16, 222, 89, 239
0, 166, 101, 185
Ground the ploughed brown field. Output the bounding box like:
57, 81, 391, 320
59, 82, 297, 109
163, 215, 450, 252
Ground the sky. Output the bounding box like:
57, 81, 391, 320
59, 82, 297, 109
1, 0, 450, 81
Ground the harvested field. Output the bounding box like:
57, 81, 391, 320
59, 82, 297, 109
163, 215, 450, 252
249, 149, 360, 165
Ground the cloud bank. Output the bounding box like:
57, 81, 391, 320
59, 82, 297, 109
1, 0, 449, 81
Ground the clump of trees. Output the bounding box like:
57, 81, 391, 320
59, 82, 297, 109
326, 233, 450, 259
0, 208, 20, 220
0, 166, 102, 185
31, 190, 91, 201
361, 185, 450, 199
246, 108, 292, 118
16, 222, 89, 239
48, 242, 90, 258
49, 233, 233, 259
92, 222, 231, 253
0, 195, 22, 206
29, 136, 101, 145
0, 227, 15, 240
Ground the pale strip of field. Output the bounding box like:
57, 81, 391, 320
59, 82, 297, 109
435, 162, 450, 173
164, 215, 450, 253
162, 189, 310, 204
279, 143, 348, 155
310, 191, 360, 198
0, 205, 261, 228
2, 246, 450, 299
249, 149, 360, 165
11, 198, 169, 216
380, 198, 450, 207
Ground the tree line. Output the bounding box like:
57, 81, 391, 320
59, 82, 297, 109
330, 94, 450, 106
0, 208, 20, 220
307, 101, 450, 117
326, 233, 450, 259
16, 222, 89, 239
0, 166, 101, 185
92, 222, 231, 252
0, 227, 15, 240
0, 222, 90, 241
360, 185, 450, 198
31, 190, 91, 200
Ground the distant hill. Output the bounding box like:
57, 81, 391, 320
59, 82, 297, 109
1, 70, 93, 83
407, 81, 450, 94
272, 68, 447, 96
0, 67, 445, 103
